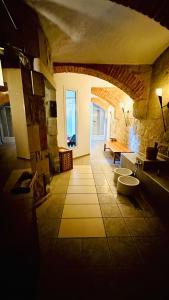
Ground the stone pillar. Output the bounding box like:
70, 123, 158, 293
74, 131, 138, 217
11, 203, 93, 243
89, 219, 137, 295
45, 87, 60, 174
21, 68, 50, 202
47, 115, 60, 174
133, 100, 148, 120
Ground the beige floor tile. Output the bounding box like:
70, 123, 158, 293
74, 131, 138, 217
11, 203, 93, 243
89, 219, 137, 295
92, 170, 103, 174
71, 167, 92, 175
73, 158, 90, 165
58, 218, 106, 237
73, 169, 92, 172
70, 173, 94, 179
73, 165, 91, 169
50, 179, 69, 187
50, 186, 68, 194
62, 204, 102, 218
69, 179, 95, 186
102, 168, 114, 173
71, 169, 93, 174
47, 193, 66, 200
94, 178, 108, 186
93, 174, 106, 179
67, 186, 97, 194
96, 186, 111, 193
53, 172, 71, 179
65, 194, 99, 204
109, 185, 117, 193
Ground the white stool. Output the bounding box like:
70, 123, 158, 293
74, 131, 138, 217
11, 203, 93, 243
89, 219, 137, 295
117, 175, 140, 196
114, 168, 132, 184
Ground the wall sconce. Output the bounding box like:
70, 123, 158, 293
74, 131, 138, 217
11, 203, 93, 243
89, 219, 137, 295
156, 88, 169, 132
120, 104, 129, 127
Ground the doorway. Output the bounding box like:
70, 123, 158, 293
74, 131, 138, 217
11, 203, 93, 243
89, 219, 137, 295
0, 104, 15, 144
91, 103, 106, 141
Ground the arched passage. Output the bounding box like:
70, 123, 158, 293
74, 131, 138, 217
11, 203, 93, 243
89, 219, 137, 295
53, 63, 151, 102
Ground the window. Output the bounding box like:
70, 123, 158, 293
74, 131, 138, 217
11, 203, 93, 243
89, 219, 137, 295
66, 90, 77, 148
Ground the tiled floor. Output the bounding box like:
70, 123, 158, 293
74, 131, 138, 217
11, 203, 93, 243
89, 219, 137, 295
36, 141, 169, 299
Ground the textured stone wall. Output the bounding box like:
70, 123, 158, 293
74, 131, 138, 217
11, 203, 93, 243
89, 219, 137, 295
20, 68, 50, 202
133, 48, 169, 155
102, 46, 169, 156
114, 46, 169, 156
45, 87, 60, 174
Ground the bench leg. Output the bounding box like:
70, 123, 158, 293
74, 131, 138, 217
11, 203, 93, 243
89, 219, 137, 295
114, 153, 121, 164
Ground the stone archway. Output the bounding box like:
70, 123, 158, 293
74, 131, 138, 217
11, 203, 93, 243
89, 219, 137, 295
53, 63, 151, 103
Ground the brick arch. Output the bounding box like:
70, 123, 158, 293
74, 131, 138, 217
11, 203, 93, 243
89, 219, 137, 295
91, 87, 126, 107
53, 63, 151, 102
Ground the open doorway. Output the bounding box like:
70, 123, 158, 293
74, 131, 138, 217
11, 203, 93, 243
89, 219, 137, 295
90, 102, 115, 153
90, 103, 106, 141
0, 103, 15, 144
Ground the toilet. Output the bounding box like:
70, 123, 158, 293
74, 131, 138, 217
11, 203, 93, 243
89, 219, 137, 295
117, 175, 140, 196
114, 168, 133, 184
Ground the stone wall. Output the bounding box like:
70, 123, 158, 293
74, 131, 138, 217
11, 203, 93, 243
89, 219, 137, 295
106, 48, 169, 156
21, 68, 50, 202
133, 47, 169, 155
45, 85, 60, 174
114, 94, 168, 156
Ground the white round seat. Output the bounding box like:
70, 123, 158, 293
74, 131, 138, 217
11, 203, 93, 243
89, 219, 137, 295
114, 168, 132, 184
117, 175, 140, 196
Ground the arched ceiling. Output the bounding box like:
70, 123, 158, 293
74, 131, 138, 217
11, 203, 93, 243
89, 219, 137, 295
91, 97, 109, 110
26, 0, 169, 64
91, 87, 130, 107
112, 0, 169, 30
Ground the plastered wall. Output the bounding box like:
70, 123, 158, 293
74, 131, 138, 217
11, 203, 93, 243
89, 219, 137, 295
54, 73, 113, 157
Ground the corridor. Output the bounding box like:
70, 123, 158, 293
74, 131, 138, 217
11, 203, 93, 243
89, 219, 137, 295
37, 141, 169, 299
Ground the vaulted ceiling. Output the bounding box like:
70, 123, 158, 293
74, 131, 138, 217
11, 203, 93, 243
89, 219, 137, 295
91, 97, 109, 110
26, 0, 169, 64
91, 87, 129, 107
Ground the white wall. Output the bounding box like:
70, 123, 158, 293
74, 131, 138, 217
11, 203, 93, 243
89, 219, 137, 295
54, 73, 113, 158
3, 69, 30, 159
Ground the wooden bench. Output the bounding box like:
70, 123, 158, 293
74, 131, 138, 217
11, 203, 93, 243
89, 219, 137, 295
104, 140, 133, 163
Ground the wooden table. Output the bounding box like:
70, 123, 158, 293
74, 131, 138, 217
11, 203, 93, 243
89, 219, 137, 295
104, 140, 133, 163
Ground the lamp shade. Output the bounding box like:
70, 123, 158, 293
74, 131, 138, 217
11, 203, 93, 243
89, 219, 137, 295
156, 88, 162, 97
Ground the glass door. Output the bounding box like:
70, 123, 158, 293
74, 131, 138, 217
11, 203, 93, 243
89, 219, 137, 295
92, 104, 106, 140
